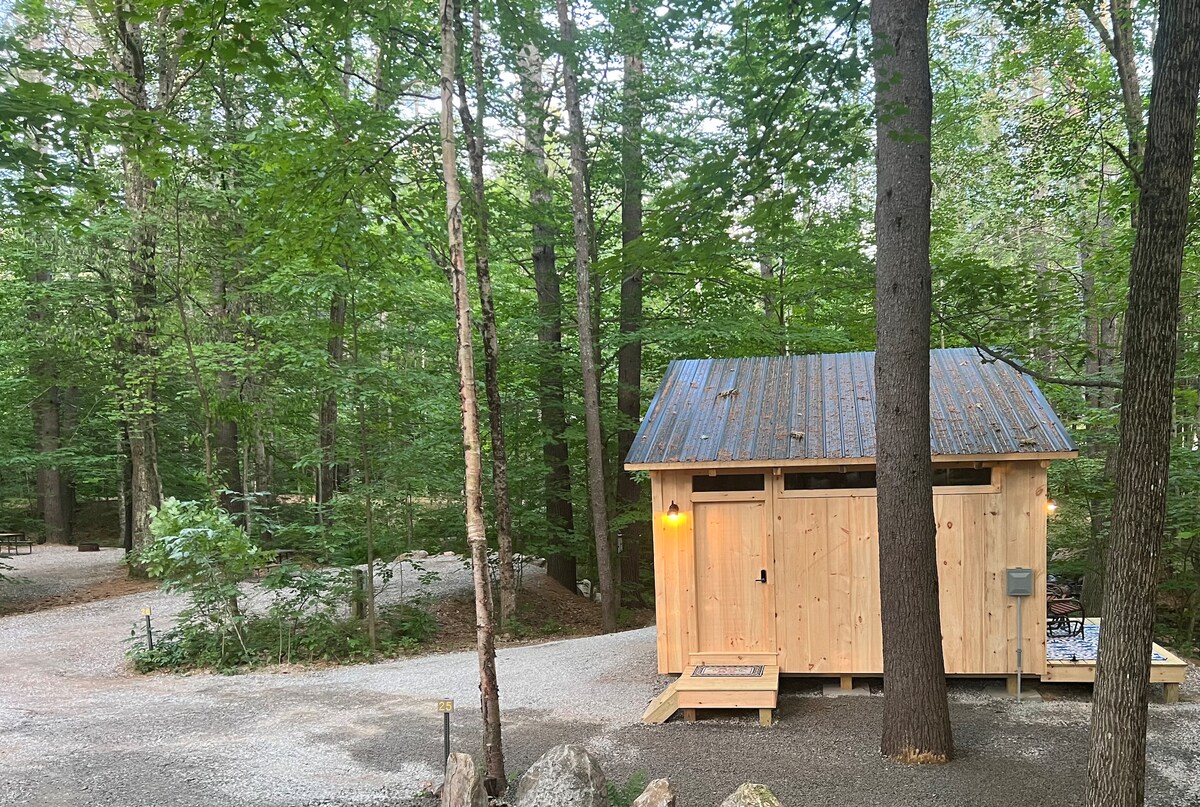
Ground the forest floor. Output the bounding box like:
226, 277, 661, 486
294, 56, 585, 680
0, 551, 1197, 807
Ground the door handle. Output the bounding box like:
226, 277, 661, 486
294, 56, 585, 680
756, 569, 767, 584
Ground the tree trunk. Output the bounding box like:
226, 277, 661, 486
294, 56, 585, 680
556, 0, 618, 632
117, 422, 133, 552
32, 381, 70, 544
85, 2, 169, 562
29, 268, 71, 544
871, 0, 952, 762
519, 42, 577, 592
125, 153, 163, 557
1086, 2, 1200, 803
211, 242, 243, 519
440, 0, 506, 790
318, 292, 346, 523
616, 10, 646, 603
455, 0, 517, 627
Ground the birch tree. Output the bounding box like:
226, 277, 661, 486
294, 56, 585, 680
439, 0, 506, 789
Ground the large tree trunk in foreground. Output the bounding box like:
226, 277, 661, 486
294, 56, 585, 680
871, 0, 952, 763
519, 42, 577, 592
455, 0, 517, 627
556, 0, 618, 632
616, 5, 647, 601
1086, 3, 1200, 804
439, 0, 506, 790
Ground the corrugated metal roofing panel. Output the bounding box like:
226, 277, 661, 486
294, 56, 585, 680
625, 348, 1077, 467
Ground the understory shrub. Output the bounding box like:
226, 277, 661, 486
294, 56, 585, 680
129, 601, 436, 672
130, 498, 435, 672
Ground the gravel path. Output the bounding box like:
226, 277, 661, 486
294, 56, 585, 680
0, 546, 131, 609
1, 560, 1198, 806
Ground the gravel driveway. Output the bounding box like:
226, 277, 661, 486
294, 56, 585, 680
1, 561, 1198, 807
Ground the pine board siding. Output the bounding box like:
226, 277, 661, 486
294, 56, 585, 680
648, 462, 1049, 676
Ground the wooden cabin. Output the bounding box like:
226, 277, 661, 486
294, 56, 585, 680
626, 349, 1097, 723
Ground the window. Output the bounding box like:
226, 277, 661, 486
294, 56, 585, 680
692, 473, 765, 492
784, 470, 877, 490
932, 467, 992, 486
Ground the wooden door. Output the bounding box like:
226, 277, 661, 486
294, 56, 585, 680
693, 499, 774, 655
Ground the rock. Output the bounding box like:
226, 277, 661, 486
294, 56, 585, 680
631, 778, 677, 807
441, 752, 486, 807
577, 579, 593, 598
720, 783, 783, 807
531, 557, 547, 568
515, 744, 609, 807
442, 550, 457, 557
412, 549, 430, 559
395, 552, 412, 562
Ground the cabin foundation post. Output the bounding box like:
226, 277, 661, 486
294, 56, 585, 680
1164, 682, 1181, 704
759, 709, 773, 727
1006, 675, 1019, 697
681, 708, 697, 722
839, 675, 854, 691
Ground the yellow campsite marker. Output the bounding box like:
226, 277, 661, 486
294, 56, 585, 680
438, 699, 454, 766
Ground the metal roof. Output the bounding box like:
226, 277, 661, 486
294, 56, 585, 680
625, 348, 1077, 468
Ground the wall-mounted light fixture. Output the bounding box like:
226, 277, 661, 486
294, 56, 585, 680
665, 501, 682, 525
1046, 499, 1058, 515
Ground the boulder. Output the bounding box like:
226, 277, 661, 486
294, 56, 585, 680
531, 557, 547, 568
515, 744, 609, 807
577, 579, 593, 598
631, 778, 677, 807
411, 549, 430, 559
441, 752, 486, 807
442, 550, 457, 557
720, 784, 783, 807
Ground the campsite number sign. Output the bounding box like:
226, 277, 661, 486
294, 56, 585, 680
438, 700, 453, 765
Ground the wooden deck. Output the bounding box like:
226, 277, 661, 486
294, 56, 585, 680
642, 665, 779, 725
1041, 618, 1187, 702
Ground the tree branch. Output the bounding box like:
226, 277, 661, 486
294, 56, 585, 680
932, 307, 1123, 389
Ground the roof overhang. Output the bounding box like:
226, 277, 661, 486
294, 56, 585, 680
625, 450, 1079, 472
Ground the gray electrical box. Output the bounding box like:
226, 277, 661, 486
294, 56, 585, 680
1006, 567, 1033, 597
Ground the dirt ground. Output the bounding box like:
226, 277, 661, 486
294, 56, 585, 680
1, 550, 1197, 807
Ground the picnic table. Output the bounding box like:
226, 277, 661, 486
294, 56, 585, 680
0, 532, 33, 555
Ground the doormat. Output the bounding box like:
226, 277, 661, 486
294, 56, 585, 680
692, 665, 763, 678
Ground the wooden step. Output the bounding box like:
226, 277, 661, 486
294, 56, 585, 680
641, 686, 680, 725
641, 665, 780, 724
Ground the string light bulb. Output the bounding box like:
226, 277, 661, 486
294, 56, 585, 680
1046, 499, 1058, 515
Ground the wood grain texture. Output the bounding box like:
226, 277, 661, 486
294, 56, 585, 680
650, 463, 1053, 678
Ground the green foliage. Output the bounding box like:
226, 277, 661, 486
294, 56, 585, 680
3, 0, 1200, 654
129, 601, 435, 672
140, 498, 263, 603
607, 770, 649, 807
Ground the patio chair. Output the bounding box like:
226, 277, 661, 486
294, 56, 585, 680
1047, 580, 1085, 638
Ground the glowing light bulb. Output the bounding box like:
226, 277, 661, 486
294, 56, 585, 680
665, 501, 682, 525
1046, 500, 1058, 515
